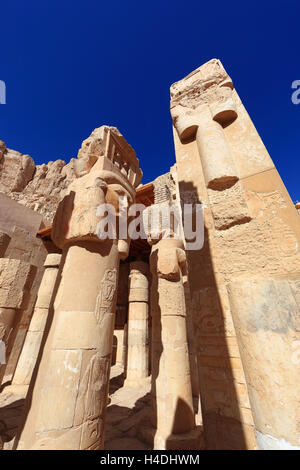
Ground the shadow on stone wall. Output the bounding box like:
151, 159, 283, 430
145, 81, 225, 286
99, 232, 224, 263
173, 180, 250, 450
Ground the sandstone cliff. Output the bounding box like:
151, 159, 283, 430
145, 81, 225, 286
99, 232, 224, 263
0, 140, 76, 224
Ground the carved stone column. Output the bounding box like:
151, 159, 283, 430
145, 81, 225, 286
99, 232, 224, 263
15, 126, 142, 450
227, 278, 300, 450
12, 254, 62, 388
125, 260, 149, 385
114, 262, 129, 367
170, 58, 300, 450
150, 238, 201, 450
0, 259, 35, 384
0, 232, 11, 258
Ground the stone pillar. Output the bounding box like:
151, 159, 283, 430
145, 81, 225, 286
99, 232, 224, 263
195, 110, 238, 190
183, 278, 202, 425
125, 260, 149, 385
12, 254, 61, 388
0, 232, 11, 258
150, 238, 201, 450
227, 278, 300, 450
123, 322, 128, 370
114, 262, 129, 367
0, 259, 35, 384
171, 58, 300, 449
15, 125, 142, 450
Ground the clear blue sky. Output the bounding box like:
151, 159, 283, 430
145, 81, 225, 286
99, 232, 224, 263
1, 1, 299, 200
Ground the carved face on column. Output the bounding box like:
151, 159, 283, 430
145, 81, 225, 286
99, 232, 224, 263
52, 126, 142, 256
170, 58, 238, 141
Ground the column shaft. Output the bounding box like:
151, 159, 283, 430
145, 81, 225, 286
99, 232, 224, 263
150, 239, 200, 450
12, 254, 61, 387
227, 278, 300, 450
16, 241, 119, 450
126, 261, 149, 384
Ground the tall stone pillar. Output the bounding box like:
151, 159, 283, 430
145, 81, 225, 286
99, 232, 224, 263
0, 232, 11, 258
125, 260, 149, 385
0, 259, 35, 384
15, 126, 142, 450
170, 58, 300, 449
150, 238, 201, 450
227, 278, 300, 450
12, 254, 62, 388
183, 278, 202, 425
114, 262, 129, 367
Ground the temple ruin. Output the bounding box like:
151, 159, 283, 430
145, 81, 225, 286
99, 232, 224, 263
0, 59, 299, 450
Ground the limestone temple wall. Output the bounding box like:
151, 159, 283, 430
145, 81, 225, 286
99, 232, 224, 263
0, 59, 299, 451
0, 195, 50, 384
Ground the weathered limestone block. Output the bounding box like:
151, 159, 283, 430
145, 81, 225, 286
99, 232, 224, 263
171, 58, 300, 449
0, 232, 11, 257
0, 259, 34, 309
126, 261, 149, 385
170, 59, 262, 449
0, 199, 49, 383
16, 126, 141, 450
170, 59, 238, 191
227, 278, 300, 450
207, 182, 251, 230
12, 254, 62, 387
150, 238, 202, 450
0, 259, 36, 384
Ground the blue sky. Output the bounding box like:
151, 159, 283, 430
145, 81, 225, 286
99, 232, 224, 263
1, 0, 299, 200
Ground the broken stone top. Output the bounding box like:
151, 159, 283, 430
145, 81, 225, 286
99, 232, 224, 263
75, 125, 143, 188
170, 59, 233, 108
170, 59, 238, 138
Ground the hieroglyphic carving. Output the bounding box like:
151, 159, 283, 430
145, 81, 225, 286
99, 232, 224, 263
245, 189, 287, 220
79, 354, 110, 449
157, 279, 186, 316
94, 269, 117, 324
208, 181, 251, 230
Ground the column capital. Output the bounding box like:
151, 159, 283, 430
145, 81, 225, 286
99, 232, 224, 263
44, 253, 62, 268
52, 126, 142, 251
150, 238, 186, 281
170, 58, 237, 142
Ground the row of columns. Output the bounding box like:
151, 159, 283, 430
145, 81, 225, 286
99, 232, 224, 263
125, 261, 150, 385
5, 240, 200, 450
12, 254, 61, 388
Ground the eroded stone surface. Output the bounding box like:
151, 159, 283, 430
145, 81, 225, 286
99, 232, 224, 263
0, 141, 76, 223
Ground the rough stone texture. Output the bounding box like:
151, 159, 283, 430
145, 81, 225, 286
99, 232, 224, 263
171, 58, 300, 450
0, 233, 11, 258
150, 238, 202, 450
227, 278, 300, 449
0, 196, 50, 384
0, 59, 299, 451
0, 140, 76, 224
0, 387, 26, 450
0, 259, 36, 384
15, 126, 142, 450
12, 254, 62, 387
0, 259, 34, 309
105, 364, 151, 450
